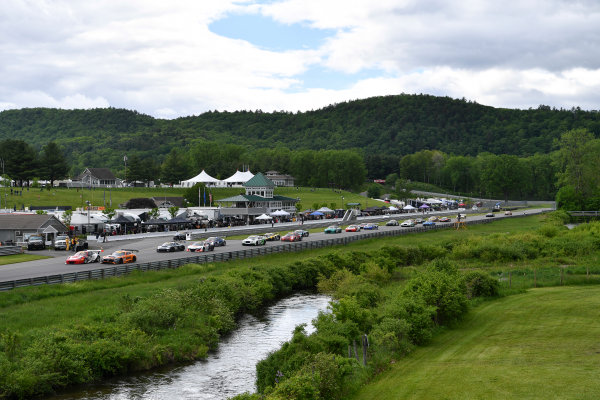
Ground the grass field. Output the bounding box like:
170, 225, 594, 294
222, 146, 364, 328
0, 186, 380, 211
351, 285, 600, 399
0, 254, 49, 266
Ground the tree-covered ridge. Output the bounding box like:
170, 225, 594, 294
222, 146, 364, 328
1, 95, 599, 175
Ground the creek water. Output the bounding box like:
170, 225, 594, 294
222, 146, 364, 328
48, 293, 330, 400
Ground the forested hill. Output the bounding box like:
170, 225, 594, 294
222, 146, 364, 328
1, 94, 599, 173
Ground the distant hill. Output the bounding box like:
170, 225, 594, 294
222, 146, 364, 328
1, 94, 599, 173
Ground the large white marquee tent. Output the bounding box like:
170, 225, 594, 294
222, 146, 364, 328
181, 170, 220, 187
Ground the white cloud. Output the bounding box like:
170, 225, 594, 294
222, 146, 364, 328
0, 0, 599, 117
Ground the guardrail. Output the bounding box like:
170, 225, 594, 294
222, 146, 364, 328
0, 212, 544, 291
0, 246, 23, 256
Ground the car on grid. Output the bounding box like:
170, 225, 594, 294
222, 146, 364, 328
324, 225, 342, 234
102, 250, 137, 264
264, 232, 281, 241
157, 242, 186, 252
242, 235, 267, 246
281, 232, 302, 242
386, 219, 399, 226
401, 219, 416, 227
65, 250, 102, 264
205, 236, 226, 247
187, 241, 214, 252
345, 225, 360, 232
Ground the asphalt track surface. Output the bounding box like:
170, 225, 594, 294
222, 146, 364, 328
0, 209, 551, 283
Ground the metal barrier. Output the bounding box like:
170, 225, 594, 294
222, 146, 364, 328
0, 246, 23, 256
0, 212, 545, 291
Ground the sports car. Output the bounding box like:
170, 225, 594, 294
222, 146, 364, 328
415, 218, 425, 224
324, 225, 342, 234
281, 232, 301, 242
386, 219, 399, 226
504, 210, 512, 215
401, 220, 416, 227
345, 225, 360, 232
363, 223, 379, 230
294, 229, 310, 237
172, 232, 187, 241
242, 235, 266, 246
65, 250, 101, 264
439, 216, 451, 222
264, 232, 281, 241
205, 236, 226, 247
157, 242, 186, 252
423, 221, 436, 227
102, 250, 137, 264
427, 216, 439, 222
187, 241, 214, 252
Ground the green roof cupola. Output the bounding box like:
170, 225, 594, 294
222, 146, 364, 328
243, 172, 275, 198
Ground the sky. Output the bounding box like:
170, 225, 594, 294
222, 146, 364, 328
1, 0, 599, 119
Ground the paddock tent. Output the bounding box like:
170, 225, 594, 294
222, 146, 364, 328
222, 170, 255, 187
181, 170, 220, 187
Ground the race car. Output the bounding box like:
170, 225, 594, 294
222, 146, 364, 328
65, 250, 102, 264
242, 235, 267, 246
205, 236, 226, 247
281, 232, 301, 242
345, 225, 360, 232
157, 242, 186, 252
294, 229, 310, 237
101, 250, 137, 264
187, 241, 214, 252
264, 232, 281, 241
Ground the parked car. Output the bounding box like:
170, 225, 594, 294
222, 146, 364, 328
242, 235, 266, 246
386, 219, 399, 226
157, 241, 186, 252
294, 229, 310, 237
102, 250, 137, 264
26, 235, 45, 250
54, 234, 70, 250
363, 223, 379, 230
324, 225, 342, 234
281, 232, 301, 242
439, 216, 451, 222
173, 232, 187, 240
264, 232, 280, 241
205, 236, 226, 247
401, 219, 416, 227
65, 250, 101, 264
187, 241, 214, 252
423, 221, 436, 227
345, 225, 360, 232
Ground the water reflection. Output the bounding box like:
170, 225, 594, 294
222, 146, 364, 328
50, 293, 330, 400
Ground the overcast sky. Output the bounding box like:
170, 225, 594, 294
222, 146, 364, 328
1, 0, 599, 118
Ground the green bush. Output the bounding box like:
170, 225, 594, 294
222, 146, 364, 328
463, 271, 500, 299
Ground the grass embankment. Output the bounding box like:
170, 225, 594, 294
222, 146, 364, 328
0, 254, 49, 266
352, 285, 600, 400
3, 186, 380, 211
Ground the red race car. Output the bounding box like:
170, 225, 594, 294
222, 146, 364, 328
281, 232, 301, 242
65, 250, 101, 264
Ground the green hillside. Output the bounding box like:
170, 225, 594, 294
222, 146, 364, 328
1, 95, 599, 175
351, 286, 600, 400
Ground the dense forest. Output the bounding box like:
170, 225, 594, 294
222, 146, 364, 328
1, 94, 599, 178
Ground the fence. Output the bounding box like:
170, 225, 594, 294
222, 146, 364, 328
0, 213, 540, 291
0, 246, 22, 256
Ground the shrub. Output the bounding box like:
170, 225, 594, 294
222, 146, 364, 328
463, 271, 500, 299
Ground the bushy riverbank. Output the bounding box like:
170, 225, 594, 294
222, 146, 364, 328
1, 212, 599, 399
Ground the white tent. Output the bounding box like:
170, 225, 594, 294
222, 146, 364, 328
181, 170, 220, 187
403, 205, 416, 210
222, 170, 254, 186
256, 213, 272, 220
270, 209, 290, 217
389, 206, 399, 211
316, 206, 334, 213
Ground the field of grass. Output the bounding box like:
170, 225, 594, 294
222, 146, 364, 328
351, 285, 600, 399
0, 254, 49, 266
0, 186, 381, 211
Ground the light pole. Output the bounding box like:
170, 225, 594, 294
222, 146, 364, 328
123, 155, 128, 186
86, 200, 91, 232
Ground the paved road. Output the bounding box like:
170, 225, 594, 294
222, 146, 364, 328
0, 208, 551, 283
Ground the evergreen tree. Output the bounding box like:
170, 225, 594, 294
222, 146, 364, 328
38, 141, 69, 186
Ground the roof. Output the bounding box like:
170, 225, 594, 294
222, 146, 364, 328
0, 214, 68, 231
244, 172, 275, 188
84, 168, 116, 180
217, 194, 299, 203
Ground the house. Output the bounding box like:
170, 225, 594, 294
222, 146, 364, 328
264, 171, 295, 187
0, 214, 68, 244
217, 172, 298, 223
72, 168, 120, 187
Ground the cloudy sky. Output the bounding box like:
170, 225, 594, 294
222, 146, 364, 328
1, 0, 599, 118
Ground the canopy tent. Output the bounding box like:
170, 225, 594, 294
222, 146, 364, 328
388, 206, 399, 211
141, 218, 169, 225
310, 211, 325, 216
316, 206, 334, 213
403, 205, 416, 210
181, 170, 220, 187
222, 170, 254, 186
256, 214, 272, 220
270, 209, 290, 217
419, 204, 430, 209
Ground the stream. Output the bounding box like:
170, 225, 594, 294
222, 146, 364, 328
48, 293, 330, 400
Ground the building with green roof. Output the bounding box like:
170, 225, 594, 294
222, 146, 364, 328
217, 172, 299, 223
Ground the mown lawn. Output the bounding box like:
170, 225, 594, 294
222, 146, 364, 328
351, 285, 600, 400
0, 253, 49, 265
